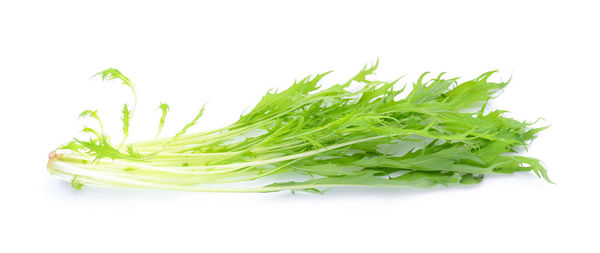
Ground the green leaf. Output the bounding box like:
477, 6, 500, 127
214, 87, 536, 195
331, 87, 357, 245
94, 68, 135, 95
156, 103, 169, 138
79, 110, 104, 132
81, 126, 100, 138
71, 176, 83, 190
170, 105, 205, 143
121, 104, 131, 139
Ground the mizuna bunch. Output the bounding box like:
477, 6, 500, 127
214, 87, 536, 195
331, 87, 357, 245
47, 62, 550, 193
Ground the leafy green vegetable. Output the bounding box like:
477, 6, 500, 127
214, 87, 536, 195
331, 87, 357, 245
47, 62, 550, 193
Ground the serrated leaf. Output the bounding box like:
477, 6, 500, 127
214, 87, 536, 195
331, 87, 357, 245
156, 103, 169, 138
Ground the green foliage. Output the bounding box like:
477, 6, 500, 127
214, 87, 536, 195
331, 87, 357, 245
74, 136, 148, 161
94, 68, 135, 96
156, 103, 169, 138
81, 126, 100, 138
170, 106, 205, 144
79, 110, 104, 132
122, 104, 131, 136
120, 104, 131, 145
71, 176, 83, 190
47, 63, 549, 193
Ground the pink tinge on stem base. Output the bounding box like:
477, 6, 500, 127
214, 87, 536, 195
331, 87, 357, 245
47, 151, 57, 169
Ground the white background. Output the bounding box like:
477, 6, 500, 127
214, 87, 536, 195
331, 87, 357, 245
1, 0, 598, 252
